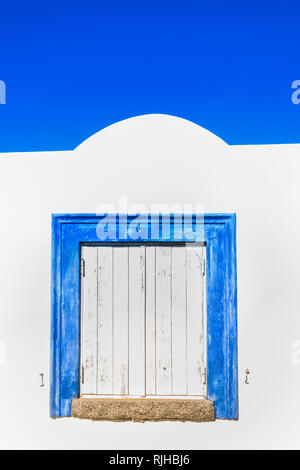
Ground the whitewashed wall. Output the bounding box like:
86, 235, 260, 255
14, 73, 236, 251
0, 114, 299, 449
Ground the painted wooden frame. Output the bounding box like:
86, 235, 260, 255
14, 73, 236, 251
50, 213, 238, 419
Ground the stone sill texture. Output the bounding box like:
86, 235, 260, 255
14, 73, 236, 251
71, 397, 215, 422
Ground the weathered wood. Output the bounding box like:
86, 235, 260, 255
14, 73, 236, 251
81, 243, 207, 398
145, 246, 156, 395
171, 246, 187, 395
202, 246, 207, 395
113, 246, 129, 395
128, 246, 146, 395
80, 246, 98, 395
155, 246, 172, 395
186, 246, 205, 396
97, 246, 113, 394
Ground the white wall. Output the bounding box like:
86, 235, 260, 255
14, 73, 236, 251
0, 114, 299, 449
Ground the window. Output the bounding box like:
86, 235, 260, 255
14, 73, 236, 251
51, 214, 237, 420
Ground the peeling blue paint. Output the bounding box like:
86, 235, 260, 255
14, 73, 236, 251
50, 213, 238, 419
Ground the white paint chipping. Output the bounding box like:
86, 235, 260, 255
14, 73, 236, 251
113, 246, 129, 395
145, 246, 156, 395
80, 247, 98, 394
128, 246, 146, 396
97, 246, 113, 394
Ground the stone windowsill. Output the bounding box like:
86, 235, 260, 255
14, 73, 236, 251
71, 397, 215, 422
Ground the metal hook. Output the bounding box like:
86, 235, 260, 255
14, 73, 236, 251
245, 369, 250, 384
39, 372, 45, 388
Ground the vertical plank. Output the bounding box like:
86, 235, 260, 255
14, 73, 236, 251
80, 246, 98, 395
113, 246, 129, 395
128, 246, 146, 395
97, 246, 113, 394
202, 246, 207, 397
156, 246, 172, 395
186, 246, 205, 395
171, 246, 187, 395
145, 246, 156, 395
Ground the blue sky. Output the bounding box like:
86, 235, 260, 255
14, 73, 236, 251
0, 1, 300, 152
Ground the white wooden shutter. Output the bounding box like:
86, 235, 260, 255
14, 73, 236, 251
80, 244, 206, 397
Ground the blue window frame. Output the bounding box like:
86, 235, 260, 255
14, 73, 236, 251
50, 214, 238, 419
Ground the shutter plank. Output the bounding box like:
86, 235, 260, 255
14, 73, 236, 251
80, 246, 98, 394
128, 246, 146, 396
97, 246, 113, 394
145, 246, 156, 395
113, 246, 129, 395
202, 246, 207, 396
186, 246, 205, 395
171, 246, 187, 395
156, 246, 172, 395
